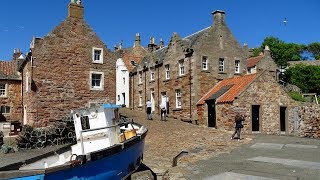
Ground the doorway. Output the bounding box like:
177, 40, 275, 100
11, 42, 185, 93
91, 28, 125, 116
252, 105, 260, 132
280, 106, 286, 132
161, 92, 169, 114
150, 88, 155, 112
122, 93, 125, 105
207, 100, 216, 127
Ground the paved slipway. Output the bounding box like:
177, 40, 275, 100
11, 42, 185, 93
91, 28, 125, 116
120, 109, 320, 180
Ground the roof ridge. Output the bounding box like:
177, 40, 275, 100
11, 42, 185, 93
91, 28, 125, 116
183, 26, 210, 39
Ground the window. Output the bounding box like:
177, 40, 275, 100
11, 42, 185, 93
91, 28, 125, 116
92, 47, 103, 64
139, 91, 142, 106
175, 89, 181, 108
138, 71, 143, 84
0, 84, 7, 97
80, 116, 90, 130
219, 58, 224, 72
179, 59, 185, 76
235, 60, 240, 73
165, 64, 170, 79
150, 68, 155, 81
1, 106, 10, 114
90, 71, 104, 90
202, 56, 208, 70
123, 77, 125, 85
117, 95, 120, 101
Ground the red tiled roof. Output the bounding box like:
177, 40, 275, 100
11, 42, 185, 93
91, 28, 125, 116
247, 55, 264, 68
197, 74, 257, 105
0, 60, 17, 76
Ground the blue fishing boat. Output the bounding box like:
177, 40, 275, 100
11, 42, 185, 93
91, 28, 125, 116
0, 104, 148, 180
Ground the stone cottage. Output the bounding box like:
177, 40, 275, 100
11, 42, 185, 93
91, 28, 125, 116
0, 49, 23, 135
116, 33, 148, 107
18, 1, 116, 126
130, 10, 248, 121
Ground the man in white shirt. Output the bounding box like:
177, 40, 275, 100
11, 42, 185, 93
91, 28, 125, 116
160, 101, 166, 121
146, 100, 152, 120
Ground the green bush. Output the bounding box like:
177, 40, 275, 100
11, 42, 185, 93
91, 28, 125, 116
288, 92, 305, 102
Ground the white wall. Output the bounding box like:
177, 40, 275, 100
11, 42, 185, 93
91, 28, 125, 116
116, 58, 130, 107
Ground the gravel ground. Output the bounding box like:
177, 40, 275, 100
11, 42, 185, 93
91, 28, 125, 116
119, 108, 253, 179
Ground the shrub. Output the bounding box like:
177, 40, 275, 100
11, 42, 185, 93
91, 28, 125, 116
288, 92, 305, 102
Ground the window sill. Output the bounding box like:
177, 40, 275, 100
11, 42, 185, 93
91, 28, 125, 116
138, 106, 143, 108
177, 75, 186, 79
172, 108, 182, 111
92, 61, 103, 64
163, 79, 171, 82
218, 72, 226, 74
201, 70, 211, 73
149, 80, 155, 83
234, 72, 241, 75
0, 96, 8, 98
90, 87, 104, 91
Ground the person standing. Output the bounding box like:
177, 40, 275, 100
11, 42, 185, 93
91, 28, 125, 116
160, 101, 166, 121
231, 113, 245, 141
146, 100, 152, 120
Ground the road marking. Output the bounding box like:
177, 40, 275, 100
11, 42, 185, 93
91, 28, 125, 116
204, 172, 277, 180
248, 156, 320, 170
284, 144, 318, 149
250, 143, 284, 149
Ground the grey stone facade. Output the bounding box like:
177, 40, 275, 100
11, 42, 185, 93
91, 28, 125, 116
130, 10, 247, 121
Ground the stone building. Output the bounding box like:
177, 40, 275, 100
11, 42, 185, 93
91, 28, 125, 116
197, 68, 298, 134
130, 10, 247, 121
116, 33, 148, 107
0, 49, 23, 135
18, 1, 116, 126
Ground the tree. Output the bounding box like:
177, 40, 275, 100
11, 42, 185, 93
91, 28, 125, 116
307, 42, 320, 60
261, 36, 305, 66
284, 64, 320, 94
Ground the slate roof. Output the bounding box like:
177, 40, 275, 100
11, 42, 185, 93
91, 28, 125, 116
247, 55, 264, 68
182, 26, 210, 48
0, 60, 20, 80
197, 73, 257, 105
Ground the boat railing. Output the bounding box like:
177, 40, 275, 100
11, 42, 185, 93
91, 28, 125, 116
78, 121, 137, 154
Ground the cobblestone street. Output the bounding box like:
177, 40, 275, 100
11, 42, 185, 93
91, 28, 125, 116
119, 108, 253, 179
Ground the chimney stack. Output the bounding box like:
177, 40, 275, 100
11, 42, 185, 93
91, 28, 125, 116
148, 37, 156, 52
134, 33, 141, 47
68, 0, 84, 19
264, 45, 271, 56
13, 48, 21, 60
159, 38, 164, 48
212, 10, 225, 26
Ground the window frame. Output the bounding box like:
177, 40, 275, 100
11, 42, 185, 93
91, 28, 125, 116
179, 59, 185, 76
165, 64, 170, 80
139, 91, 143, 106
175, 89, 182, 108
1, 106, 10, 114
202, 56, 208, 70
92, 47, 103, 64
150, 67, 155, 81
90, 71, 104, 90
138, 71, 143, 84
0, 83, 7, 98
219, 58, 224, 72
235, 60, 240, 73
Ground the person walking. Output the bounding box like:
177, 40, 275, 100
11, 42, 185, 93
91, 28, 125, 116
160, 101, 166, 121
146, 100, 152, 120
231, 113, 245, 141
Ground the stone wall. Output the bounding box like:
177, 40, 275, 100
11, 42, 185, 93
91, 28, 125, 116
0, 80, 22, 122
296, 103, 320, 138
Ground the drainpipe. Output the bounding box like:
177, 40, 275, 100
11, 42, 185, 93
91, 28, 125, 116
186, 48, 194, 119
156, 61, 160, 114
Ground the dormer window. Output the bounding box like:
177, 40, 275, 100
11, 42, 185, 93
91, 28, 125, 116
92, 47, 103, 64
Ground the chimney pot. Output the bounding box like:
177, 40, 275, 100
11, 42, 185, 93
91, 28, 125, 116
68, 1, 84, 19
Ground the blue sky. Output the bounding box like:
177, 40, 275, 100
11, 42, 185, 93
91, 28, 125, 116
0, 0, 319, 60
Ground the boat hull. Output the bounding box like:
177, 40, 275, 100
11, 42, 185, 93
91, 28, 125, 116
11, 135, 145, 180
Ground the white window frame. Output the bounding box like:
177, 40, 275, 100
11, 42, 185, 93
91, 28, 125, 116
175, 89, 181, 108
165, 64, 170, 80
138, 71, 143, 84
235, 60, 240, 73
90, 71, 104, 90
1, 105, 10, 114
219, 58, 224, 72
139, 91, 143, 106
0, 83, 7, 98
92, 47, 103, 64
202, 56, 208, 70
179, 59, 185, 76
150, 68, 155, 81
